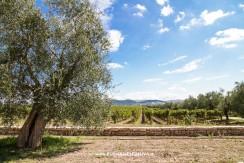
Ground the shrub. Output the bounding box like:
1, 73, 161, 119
191, 109, 206, 120
153, 109, 169, 121
169, 109, 188, 120
144, 108, 153, 123
206, 109, 222, 120
110, 106, 141, 123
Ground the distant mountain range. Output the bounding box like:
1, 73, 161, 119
112, 99, 166, 106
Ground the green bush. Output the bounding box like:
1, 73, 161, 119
191, 109, 206, 120
152, 109, 169, 120
169, 109, 188, 120
110, 106, 141, 123
144, 108, 153, 123
206, 109, 222, 120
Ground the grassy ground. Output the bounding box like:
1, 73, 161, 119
0, 135, 244, 162
0, 136, 85, 162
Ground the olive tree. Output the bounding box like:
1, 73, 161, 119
231, 82, 244, 117
0, 0, 111, 148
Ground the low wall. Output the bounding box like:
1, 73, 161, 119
0, 126, 244, 136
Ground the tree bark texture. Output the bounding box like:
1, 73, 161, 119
17, 104, 46, 149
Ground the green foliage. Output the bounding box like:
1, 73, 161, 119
110, 106, 141, 123
206, 109, 222, 120
151, 108, 169, 120
231, 82, 244, 117
144, 108, 153, 123
109, 106, 228, 125
184, 114, 195, 125
0, 104, 30, 126
0, 0, 111, 126
0, 136, 83, 162
182, 96, 198, 110
191, 109, 206, 119
169, 109, 188, 120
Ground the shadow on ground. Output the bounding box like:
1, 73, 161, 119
0, 136, 90, 162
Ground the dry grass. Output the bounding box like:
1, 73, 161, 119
13, 136, 244, 163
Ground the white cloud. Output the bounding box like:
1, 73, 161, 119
156, 0, 168, 6
208, 28, 244, 48
155, 0, 173, 17
159, 27, 170, 33
135, 4, 147, 12
123, 3, 128, 8
206, 75, 230, 81
182, 77, 202, 83
157, 19, 170, 34
175, 11, 186, 23
143, 78, 166, 84
107, 63, 124, 70
110, 90, 187, 100
168, 85, 187, 92
180, 10, 234, 30
161, 4, 174, 16
143, 44, 152, 50
108, 30, 124, 52
89, 0, 115, 27
164, 59, 203, 74
239, 3, 244, 10
159, 55, 187, 66
89, 0, 114, 11
200, 10, 235, 25
133, 4, 147, 17
90, 0, 124, 53
241, 70, 244, 73
180, 18, 201, 30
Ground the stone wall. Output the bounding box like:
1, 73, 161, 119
0, 126, 244, 136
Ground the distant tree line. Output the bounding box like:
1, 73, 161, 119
148, 82, 244, 121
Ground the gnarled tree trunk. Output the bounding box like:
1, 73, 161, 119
17, 104, 47, 149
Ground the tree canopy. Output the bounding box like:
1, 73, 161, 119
0, 0, 111, 148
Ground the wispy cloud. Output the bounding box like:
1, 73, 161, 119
182, 77, 202, 83
111, 90, 187, 100
240, 3, 244, 10
180, 10, 235, 30
164, 59, 203, 74
206, 75, 230, 81
168, 85, 187, 92
123, 3, 128, 8
143, 78, 167, 84
143, 44, 152, 50
208, 28, 244, 48
133, 4, 147, 17
241, 70, 244, 73
107, 63, 124, 70
182, 75, 229, 83
159, 55, 187, 66
175, 11, 186, 23
157, 19, 170, 33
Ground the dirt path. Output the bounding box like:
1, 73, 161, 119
19, 136, 244, 163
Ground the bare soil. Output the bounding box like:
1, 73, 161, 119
19, 136, 244, 163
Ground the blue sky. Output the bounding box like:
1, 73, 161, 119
37, 0, 244, 100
